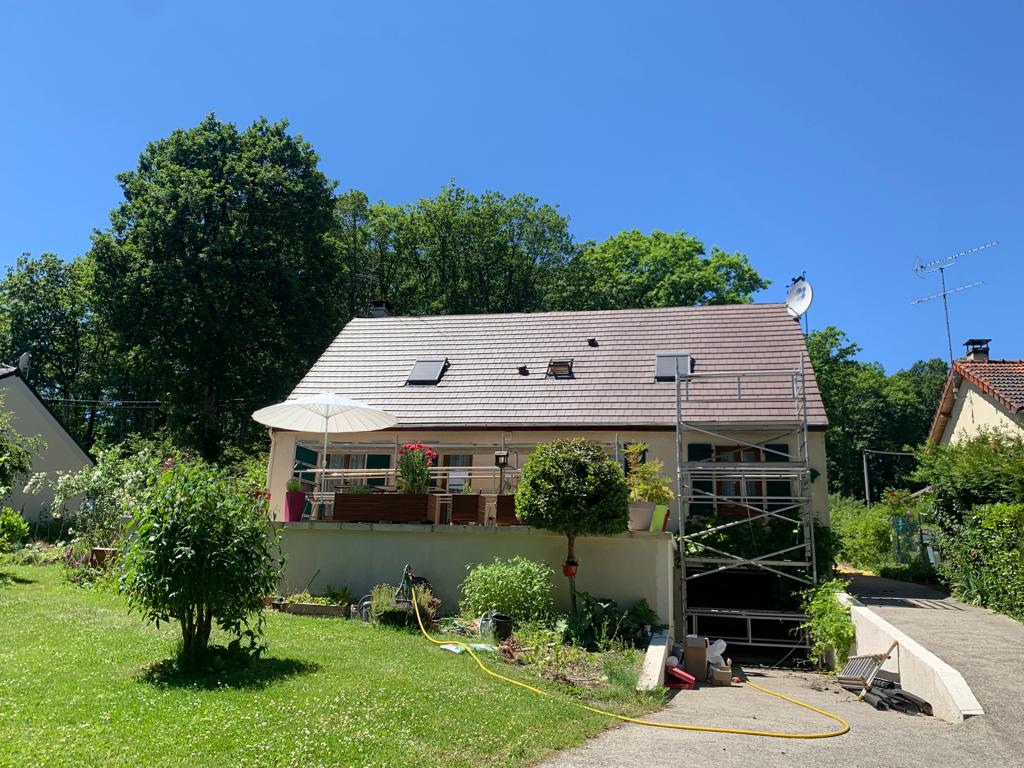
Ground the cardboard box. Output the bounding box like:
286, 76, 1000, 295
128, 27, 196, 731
711, 666, 733, 686
684, 635, 709, 679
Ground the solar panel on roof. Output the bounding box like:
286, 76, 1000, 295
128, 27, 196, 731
655, 352, 692, 382
407, 358, 449, 385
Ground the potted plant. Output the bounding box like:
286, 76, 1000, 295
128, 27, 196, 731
450, 483, 485, 524
284, 478, 306, 522
333, 442, 438, 523
624, 443, 675, 531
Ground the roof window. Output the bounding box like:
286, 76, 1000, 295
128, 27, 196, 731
546, 358, 574, 379
407, 357, 449, 385
655, 352, 693, 382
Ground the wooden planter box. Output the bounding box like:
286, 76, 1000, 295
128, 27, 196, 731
332, 492, 434, 524
90, 547, 118, 568
450, 493, 485, 525
495, 495, 519, 526
282, 602, 349, 618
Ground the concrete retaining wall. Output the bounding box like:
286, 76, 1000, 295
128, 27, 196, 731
276, 522, 676, 631
838, 592, 984, 723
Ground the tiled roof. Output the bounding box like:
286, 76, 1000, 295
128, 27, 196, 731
290, 304, 828, 430
954, 360, 1024, 414
0, 364, 16, 379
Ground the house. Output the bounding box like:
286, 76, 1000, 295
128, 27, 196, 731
266, 303, 830, 524
929, 339, 1024, 444
0, 364, 93, 521
263, 304, 829, 629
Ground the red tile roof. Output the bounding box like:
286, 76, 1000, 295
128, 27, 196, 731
290, 304, 828, 430
928, 359, 1024, 442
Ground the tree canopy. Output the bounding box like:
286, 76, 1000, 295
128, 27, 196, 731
807, 326, 948, 499
89, 114, 343, 459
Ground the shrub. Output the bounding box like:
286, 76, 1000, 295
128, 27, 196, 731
934, 503, 1024, 620
119, 460, 282, 659
369, 583, 437, 629
515, 439, 629, 612
800, 579, 855, 668
397, 442, 436, 494
829, 494, 895, 571
459, 556, 555, 622
0, 507, 29, 551
623, 443, 674, 506
0, 392, 41, 500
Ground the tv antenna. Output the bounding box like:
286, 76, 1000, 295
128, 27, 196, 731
911, 241, 998, 364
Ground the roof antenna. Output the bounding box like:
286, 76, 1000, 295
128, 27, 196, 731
911, 241, 998, 365
785, 273, 813, 335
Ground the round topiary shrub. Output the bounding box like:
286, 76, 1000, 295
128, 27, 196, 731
514, 438, 629, 612
459, 556, 555, 622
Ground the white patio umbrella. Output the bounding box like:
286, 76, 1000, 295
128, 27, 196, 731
252, 393, 398, 518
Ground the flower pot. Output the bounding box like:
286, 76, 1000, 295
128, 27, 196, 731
562, 562, 578, 577
284, 491, 306, 522
450, 493, 485, 525
494, 494, 518, 526
628, 501, 656, 531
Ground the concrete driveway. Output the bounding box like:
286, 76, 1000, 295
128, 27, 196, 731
541, 578, 1023, 768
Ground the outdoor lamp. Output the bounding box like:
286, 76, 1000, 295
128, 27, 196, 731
493, 450, 509, 468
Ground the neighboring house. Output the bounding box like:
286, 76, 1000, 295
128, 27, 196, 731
0, 364, 93, 521
929, 339, 1024, 444
265, 303, 830, 527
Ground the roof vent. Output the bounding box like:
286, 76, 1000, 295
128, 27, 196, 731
587, 338, 599, 347
963, 338, 991, 362
655, 352, 693, 382
546, 358, 574, 379
518, 365, 530, 376
407, 357, 449, 385
369, 299, 393, 318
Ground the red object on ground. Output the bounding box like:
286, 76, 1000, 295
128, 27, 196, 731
562, 563, 578, 577
665, 665, 696, 690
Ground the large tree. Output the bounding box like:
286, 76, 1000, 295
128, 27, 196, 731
546, 229, 768, 310
807, 326, 948, 499
90, 115, 343, 459
0, 253, 112, 445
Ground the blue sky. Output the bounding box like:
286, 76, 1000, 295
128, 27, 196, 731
2, 2, 1020, 372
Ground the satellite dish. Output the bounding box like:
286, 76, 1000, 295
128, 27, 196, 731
785, 278, 813, 319
17, 352, 30, 376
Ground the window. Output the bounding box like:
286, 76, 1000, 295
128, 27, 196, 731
408, 358, 449, 385
546, 358, 574, 378
655, 352, 692, 382
442, 454, 473, 492
714, 446, 763, 517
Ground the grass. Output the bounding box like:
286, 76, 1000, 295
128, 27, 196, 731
0, 563, 661, 768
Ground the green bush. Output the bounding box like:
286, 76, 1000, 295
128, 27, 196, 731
459, 556, 555, 622
119, 460, 282, 659
934, 503, 1024, 620
800, 579, 855, 668
0, 507, 30, 551
829, 494, 895, 571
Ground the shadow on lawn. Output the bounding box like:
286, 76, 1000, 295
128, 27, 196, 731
0, 570, 35, 586
140, 648, 318, 691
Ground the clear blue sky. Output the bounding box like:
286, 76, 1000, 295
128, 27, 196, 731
2, 2, 1020, 372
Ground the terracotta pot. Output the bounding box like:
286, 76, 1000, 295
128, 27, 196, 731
628, 501, 656, 531
284, 491, 306, 522
562, 562, 578, 577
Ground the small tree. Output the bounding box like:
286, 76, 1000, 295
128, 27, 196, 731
119, 460, 282, 659
514, 439, 629, 613
0, 392, 41, 502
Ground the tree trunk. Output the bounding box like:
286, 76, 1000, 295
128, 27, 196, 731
567, 535, 577, 615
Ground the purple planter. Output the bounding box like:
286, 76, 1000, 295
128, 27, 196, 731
284, 491, 306, 522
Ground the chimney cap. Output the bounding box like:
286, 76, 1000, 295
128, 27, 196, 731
368, 299, 393, 318
963, 338, 991, 348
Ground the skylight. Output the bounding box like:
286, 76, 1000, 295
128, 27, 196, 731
655, 352, 692, 382
407, 357, 449, 385
546, 358, 574, 379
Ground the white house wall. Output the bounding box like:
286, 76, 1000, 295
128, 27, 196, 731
1, 377, 92, 522
940, 381, 1024, 445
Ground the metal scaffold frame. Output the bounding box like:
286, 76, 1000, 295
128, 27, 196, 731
673, 357, 818, 649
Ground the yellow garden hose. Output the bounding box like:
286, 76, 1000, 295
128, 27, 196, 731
411, 597, 850, 740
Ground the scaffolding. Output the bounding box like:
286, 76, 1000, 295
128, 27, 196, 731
674, 358, 818, 649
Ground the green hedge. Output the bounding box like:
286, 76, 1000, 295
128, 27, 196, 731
936, 503, 1024, 620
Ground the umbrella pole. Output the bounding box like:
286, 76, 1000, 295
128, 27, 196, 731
320, 417, 329, 521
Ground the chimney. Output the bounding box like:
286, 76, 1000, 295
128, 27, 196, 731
963, 338, 991, 362
368, 299, 393, 318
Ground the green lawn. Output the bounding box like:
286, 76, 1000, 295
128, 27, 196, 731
0, 564, 657, 768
